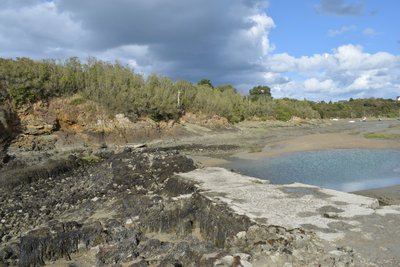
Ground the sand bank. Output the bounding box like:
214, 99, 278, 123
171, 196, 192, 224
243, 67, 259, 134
354, 185, 400, 205
234, 132, 400, 160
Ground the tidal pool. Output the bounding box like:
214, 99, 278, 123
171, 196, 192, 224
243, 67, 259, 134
225, 149, 400, 192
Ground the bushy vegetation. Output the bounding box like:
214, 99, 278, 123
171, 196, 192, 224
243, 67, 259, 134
1, 57, 399, 123
311, 98, 400, 119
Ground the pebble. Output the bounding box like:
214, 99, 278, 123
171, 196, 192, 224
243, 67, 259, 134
234, 253, 251, 261
215, 255, 233, 265
323, 212, 339, 219
1, 235, 10, 242
236, 231, 247, 239
91, 197, 99, 202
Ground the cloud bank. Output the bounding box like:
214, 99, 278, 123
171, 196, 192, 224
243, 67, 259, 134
266, 44, 400, 100
0, 0, 399, 100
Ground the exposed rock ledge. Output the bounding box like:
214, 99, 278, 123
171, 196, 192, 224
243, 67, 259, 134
179, 167, 400, 265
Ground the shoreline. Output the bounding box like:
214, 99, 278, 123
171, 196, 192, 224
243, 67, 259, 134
189, 127, 400, 206
232, 132, 400, 160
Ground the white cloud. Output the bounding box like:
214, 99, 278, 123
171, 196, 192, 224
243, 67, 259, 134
265, 44, 400, 100
304, 78, 335, 92
328, 25, 356, 37
362, 27, 378, 37
220, 13, 275, 67
334, 44, 365, 69
248, 14, 276, 55
266, 53, 297, 72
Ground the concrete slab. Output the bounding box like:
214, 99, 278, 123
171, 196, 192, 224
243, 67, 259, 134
178, 167, 400, 242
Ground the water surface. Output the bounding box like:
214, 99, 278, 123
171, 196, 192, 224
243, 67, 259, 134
224, 149, 400, 192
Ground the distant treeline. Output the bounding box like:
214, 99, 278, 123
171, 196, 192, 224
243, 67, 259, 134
0, 57, 399, 122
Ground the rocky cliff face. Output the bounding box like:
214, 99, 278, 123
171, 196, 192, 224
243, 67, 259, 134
8, 98, 186, 155
0, 102, 19, 168
5, 97, 235, 164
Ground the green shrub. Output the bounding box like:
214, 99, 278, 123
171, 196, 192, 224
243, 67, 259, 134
70, 96, 86, 106
364, 133, 400, 139
81, 154, 101, 163
275, 106, 292, 121
1, 57, 398, 123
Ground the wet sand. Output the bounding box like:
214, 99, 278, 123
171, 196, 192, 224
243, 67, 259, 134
188, 155, 231, 167
353, 185, 400, 205
233, 132, 400, 160
232, 130, 400, 205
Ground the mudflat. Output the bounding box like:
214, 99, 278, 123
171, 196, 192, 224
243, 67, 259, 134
179, 119, 400, 204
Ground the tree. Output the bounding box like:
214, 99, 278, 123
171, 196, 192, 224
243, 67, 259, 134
249, 85, 272, 101
197, 79, 213, 88
216, 84, 237, 93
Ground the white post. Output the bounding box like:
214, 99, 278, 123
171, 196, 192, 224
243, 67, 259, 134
177, 90, 181, 108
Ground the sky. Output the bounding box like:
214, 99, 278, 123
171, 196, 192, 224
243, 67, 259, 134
0, 0, 399, 101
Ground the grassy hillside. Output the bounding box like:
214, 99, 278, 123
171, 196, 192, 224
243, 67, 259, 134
1, 57, 399, 122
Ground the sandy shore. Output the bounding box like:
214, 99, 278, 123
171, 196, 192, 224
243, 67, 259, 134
188, 155, 231, 167
353, 185, 400, 205
233, 132, 400, 159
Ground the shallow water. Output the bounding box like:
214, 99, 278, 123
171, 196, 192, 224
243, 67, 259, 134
225, 149, 400, 192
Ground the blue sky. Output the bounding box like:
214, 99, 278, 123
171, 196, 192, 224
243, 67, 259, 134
0, 0, 399, 101
263, 0, 400, 100
268, 0, 399, 56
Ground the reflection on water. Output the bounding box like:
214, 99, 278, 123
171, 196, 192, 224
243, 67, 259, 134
225, 149, 400, 192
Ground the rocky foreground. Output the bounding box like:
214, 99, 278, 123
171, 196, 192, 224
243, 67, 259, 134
1, 99, 400, 266
0, 146, 363, 267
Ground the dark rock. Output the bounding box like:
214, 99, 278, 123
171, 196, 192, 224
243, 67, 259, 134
95, 150, 114, 159
0, 243, 19, 264
0, 102, 20, 168
100, 143, 108, 149
0, 147, 337, 266
18, 221, 108, 266
0, 156, 79, 189
96, 238, 140, 267
163, 176, 197, 197
129, 259, 149, 267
